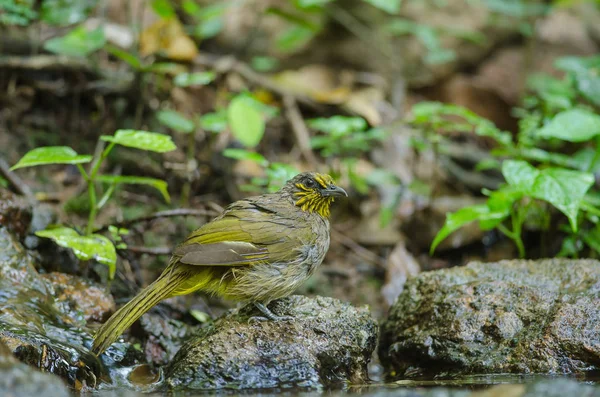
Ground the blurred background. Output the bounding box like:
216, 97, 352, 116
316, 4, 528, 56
1, 0, 600, 322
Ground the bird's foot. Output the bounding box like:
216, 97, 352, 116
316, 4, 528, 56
250, 302, 294, 323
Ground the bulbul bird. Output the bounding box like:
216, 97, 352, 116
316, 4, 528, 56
91, 172, 347, 354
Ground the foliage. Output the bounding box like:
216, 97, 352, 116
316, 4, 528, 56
11, 131, 175, 278
412, 54, 600, 258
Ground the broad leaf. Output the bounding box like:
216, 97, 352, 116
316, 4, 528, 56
363, 0, 401, 14
150, 0, 175, 18
308, 116, 367, 136
531, 168, 594, 231
199, 111, 228, 133
502, 160, 594, 231
502, 160, 539, 191
556, 55, 600, 107
157, 110, 195, 133
174, 72, 216, 87
40, 0, 97, 26
101, 130, 176, 153
98, 175, 170, 203
537, 108, 600, 142
227, 95, 265, 147
222, 149, 268, 166
36, 227, 116, 278
430, 204, 509, 254
11, 147, 92, 170
44, 26, 105, 57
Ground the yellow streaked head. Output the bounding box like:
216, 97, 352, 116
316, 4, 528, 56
282, 172, 347, 218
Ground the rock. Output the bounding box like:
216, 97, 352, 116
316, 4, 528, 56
348, 378, 600, 397
42, 272, 116, 323
0, 227, 111, 387
139, 314, 199, 366
0, 340, 70, 397
379, 259, 600, 378
165, 295, 377, 391
0, 189, 32, 240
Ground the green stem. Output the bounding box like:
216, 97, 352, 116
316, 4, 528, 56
86, 179, 97, 235
586, 137, 600, 173
86, 141, 116, 235
581, 201, 600, 217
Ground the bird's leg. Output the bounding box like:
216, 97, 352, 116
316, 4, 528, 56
250, 302, 294, 322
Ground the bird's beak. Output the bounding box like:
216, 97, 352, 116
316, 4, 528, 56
322, 185, 348, 197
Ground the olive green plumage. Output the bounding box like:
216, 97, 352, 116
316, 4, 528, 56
91, 172, 347, 354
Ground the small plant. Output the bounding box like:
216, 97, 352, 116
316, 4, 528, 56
11, 130, 176, 278
412, 54, 600, 258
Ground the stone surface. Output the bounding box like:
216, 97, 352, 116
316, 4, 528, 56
0, 227, 111, 387
341, 379, 600, 397
379, 259, 600, 378
165, 295, 378, 391
0, 189, 32, 240
0, 340, 71, 397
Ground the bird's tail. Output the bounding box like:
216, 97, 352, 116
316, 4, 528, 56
91, 268, 184, 355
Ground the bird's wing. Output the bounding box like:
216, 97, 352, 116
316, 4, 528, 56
172, 199, 305, 267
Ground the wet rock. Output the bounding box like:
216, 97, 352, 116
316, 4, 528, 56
0, 189, 32, 240
0, 227, 111, 388
0, 340, 70, 397
379, 259, 600, 378
139, 314, 199, 366
165, 295, 377, 391
42, 272, 116, 323
346, 378, 600, 397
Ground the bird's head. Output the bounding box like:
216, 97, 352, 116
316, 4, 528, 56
281, 172, 347, 217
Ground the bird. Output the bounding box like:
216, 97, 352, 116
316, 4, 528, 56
91, 172, 347, 354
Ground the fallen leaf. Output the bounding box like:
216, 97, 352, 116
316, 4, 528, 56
140, 18, 199, 61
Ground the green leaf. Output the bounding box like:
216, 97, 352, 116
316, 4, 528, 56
308, 116, 367, 136
556, 55, 600, 107
40, 0, 96, 26
430, 204, 509, 254
101, 130, 176, 153
227, 95, 265, 147
174, 72, 216, 87
536, 108, 600, 142
251, 56, 280, 72
222, 149, 268, 166
276, 25, 315, 53
11, 146, 92, 170
157, 110, 195, 134
199, 111, 228, 133
98, 175, 171, 203
190, 309, 210, 323
530, 168, 594, 231
294, 0, 332, 8
43, 26, 106, 57
411, 102, 512, 146
105, 44, 142, 69
363, 0, 401, 14
36, 227, 116, 279
502, 160, 539, 191
150, 0, 175, 18
502, 160, 594, 231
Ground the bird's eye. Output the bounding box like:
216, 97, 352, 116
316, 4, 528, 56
305, 179, 316, 188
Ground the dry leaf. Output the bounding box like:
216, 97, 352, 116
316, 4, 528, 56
342, 87, 384, 126
381, 240, 421, 307
271, 64, 352, 104
140, 18, 199, 61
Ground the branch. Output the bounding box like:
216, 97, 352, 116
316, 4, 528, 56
95, 208, 217, 233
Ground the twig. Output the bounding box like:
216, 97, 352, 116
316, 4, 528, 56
283, 94, 319, 165
124, 246, 171, 255
0, 156, 35, 201
193, 54, 320, 109
331, 228, 386, 268
95, 208, 217, 233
